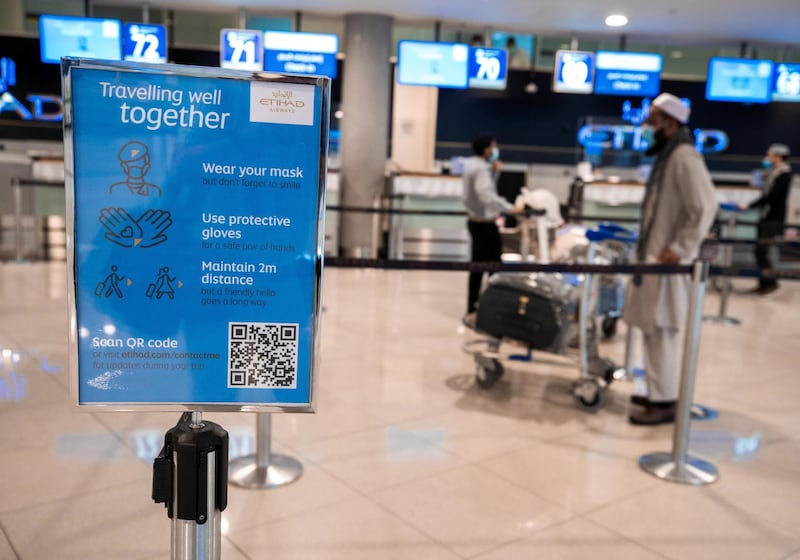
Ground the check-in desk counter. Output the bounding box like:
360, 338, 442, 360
325, 171, 339, 256
389, 173, 469, 261
581, 179, 761, 227
581, 180, 769, 267
1, 155, 66, 261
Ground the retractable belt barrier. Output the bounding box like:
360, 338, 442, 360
326, 204, 800, 236
324, 256, 800, 282
325, 257, 691, 275
324, 257, 738, 485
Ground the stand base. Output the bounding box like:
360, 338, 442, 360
639, 452, 719, 485
229, 454, 303, 489
703, 315, 741, 326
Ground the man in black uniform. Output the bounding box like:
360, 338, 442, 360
742, 143, 793, 295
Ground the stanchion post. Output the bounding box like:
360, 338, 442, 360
229, 412, 303, 489
578, 242, 597, 379
639, 259, 719, 485
704, 213, 741, 325
13, 177, 24, 262
623, 324, 636, 380
153, 412, 229, 560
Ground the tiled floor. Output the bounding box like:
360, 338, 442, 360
1, 261, 800, 559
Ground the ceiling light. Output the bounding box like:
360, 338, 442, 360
605, 14, 628, 27
670, 50, 684, 59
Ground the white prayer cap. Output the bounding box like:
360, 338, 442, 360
652, 93, 690, 124
767, 143, 790, 157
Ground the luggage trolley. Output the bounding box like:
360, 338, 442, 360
463, 222, 637, 410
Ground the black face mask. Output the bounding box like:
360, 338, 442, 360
645, 128, 669, 157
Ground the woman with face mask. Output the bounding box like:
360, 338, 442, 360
740, 143, 793, 295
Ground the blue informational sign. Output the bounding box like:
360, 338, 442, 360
263, 31, 339, 79
706, 58, 774, 103
553, 50, 595, 94
772, 62, 800, 102
63, 59, 329, 410
468, 47, 507, 90
595, 51, 662, 97
39, 15, 122, 64
397, 40, 469, 89
123, 23, 167, 63
220, 29, 264, 71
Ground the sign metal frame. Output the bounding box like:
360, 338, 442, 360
62, 58, 329, 413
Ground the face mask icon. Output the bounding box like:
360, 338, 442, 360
109, 141, 162, 197
122, 161, 150, 179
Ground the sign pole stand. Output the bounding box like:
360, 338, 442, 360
153, 412, 229, 560
229, 412, 303, 489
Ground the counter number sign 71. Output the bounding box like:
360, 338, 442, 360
227, 35, 256, 65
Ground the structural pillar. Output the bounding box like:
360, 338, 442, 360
339, 13, 393, 257
0, 0, 24, 33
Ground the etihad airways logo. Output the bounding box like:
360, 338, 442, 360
0, 57, 63, 122
249, 82, 314, 126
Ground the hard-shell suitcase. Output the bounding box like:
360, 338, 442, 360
475, 273, 579, 353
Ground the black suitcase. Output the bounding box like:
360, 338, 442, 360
475, 273, 579, 353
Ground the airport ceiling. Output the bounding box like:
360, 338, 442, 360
112, 0, 800, 46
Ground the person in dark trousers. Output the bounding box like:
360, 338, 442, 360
741, 144, 793, 295
462, 136, 522, 314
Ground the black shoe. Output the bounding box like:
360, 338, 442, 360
757, 285, 779, 295
629, 401, 677, 425
462, 312, 477, 329
630, 394, 650, 407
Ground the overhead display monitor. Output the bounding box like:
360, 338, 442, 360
553, 50, 595, 94
263, 31, 339, 78
122, 23, 167, 63
772, 62, 800, 102
705, 57, 774, 103
39, 15, 122, 64
468, 47, 508, 90
397, 40, 469, 89
220, 29, 264, 71
594, 51, 663, 96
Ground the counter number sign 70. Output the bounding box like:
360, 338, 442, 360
474, 49, 502, 81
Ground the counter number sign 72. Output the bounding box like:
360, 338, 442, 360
129, 30, 160, 60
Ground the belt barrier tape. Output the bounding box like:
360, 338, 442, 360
324, 257, 800, 281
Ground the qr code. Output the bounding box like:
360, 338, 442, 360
228, 322, 298, 388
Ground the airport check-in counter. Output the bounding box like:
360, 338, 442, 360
0, 147, 66, 261
385, 167, 800, 265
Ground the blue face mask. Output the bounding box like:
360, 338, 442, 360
488, 147, 500, 162
640, 125, 655, 148
762, 158, 772, 169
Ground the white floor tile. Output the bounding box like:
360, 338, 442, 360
478, 440, 658, 514
229, 496, 461, 560
286, 426, 466, 492
586, 484, 800, 560
2, 263, 800, 558
371, 465, 573, 558
472, 517, 666, 560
